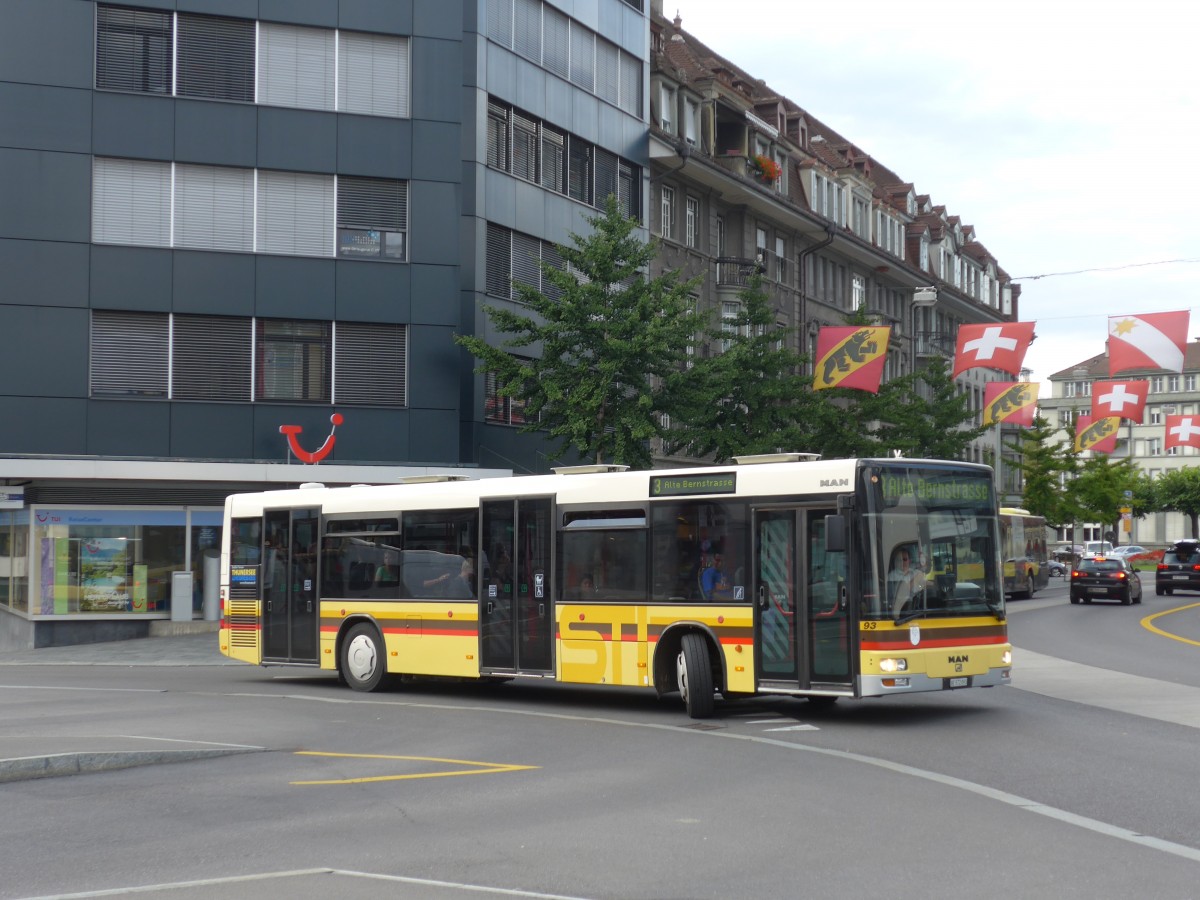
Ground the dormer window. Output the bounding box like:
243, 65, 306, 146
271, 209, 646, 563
659, 83, 676, 134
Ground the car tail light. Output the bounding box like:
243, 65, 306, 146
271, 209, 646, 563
1158, 564, 1168, 571
1112, 572, 1126, 580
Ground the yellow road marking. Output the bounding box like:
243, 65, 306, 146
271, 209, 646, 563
1140, 602, 1200, 647
290, 751, 539, 785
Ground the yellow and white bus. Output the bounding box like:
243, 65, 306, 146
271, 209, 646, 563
219, 454, 1011, 717
998, 507, 1050, 599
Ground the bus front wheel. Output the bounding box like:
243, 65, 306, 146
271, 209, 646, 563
677, 633, 715, 719
341, 623, 387, 692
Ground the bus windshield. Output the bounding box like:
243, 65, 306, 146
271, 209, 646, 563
859, 462, 1002, 622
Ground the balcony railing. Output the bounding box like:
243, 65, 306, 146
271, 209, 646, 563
715, 257, 763, 287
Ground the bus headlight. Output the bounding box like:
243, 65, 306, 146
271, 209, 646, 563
1001, 650, 1012, 665
879, 658, 908, 673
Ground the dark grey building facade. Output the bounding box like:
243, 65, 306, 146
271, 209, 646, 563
0, 0, 649, 647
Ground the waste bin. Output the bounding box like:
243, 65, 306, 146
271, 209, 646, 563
171, 571, 194, 622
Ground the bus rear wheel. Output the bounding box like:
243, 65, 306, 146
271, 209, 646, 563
341, 623, 387, 692
677, 633, 715, 719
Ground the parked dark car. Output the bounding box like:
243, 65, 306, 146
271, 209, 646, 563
1156, 540, 1200, 595
1070, 556, 1142, 605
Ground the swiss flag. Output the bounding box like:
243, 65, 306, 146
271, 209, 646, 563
1108, 311, 1189, 375
952, 322, 1035, 378
1091, 380, 1149, 423
1165, 415, 1200, 451
1075, 415, 1120, 454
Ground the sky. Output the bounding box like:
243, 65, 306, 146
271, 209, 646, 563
670, 0, 1199, 394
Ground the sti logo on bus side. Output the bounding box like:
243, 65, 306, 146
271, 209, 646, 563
820, 478, 850, 487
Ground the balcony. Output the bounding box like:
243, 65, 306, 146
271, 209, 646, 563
715, 257, 763, 288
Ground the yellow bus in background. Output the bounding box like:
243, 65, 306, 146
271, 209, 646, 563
219, 455, 1011, 718
999, 507, 1050, 599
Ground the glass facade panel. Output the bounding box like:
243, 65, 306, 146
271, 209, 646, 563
27, 509, 220, 617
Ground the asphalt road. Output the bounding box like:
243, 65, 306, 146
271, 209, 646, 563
2, 579, 1199, 899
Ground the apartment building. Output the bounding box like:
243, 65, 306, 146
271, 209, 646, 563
645, 3, 1025, 491
1039, 343, 1200, 546
0, 0, 649, 647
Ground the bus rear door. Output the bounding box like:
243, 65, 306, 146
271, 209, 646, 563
261, 507, 320, 665
480, 497, 553, 674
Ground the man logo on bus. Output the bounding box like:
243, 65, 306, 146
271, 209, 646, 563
280, 413, 343, 464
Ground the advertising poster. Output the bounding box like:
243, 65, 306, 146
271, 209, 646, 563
79, 538, 131, 611
55, 538, 70, 614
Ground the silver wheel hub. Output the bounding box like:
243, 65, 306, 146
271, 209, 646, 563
677, 650, 689, 699
346, 633, 378, 682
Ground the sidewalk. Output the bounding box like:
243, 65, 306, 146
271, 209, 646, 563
0, 629, 235, 667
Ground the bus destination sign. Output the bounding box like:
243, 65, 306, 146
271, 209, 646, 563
650, 472, 737, 497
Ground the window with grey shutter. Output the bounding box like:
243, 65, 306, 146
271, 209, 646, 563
176, 14, 254, 102
567, 138, 592, 205
511, 110, 539, 182
618, 161, 639, 220
619, 51, 642, 116
174, 164, 254, 252
486, 224, 512, 297
487, 102, 510, 171
486, 0, 514, 48
90, 311, 168, 397
540, 124, 565, 194
172, 314, 251, 401
95, 5, 171, 94
541, 242, 565, 302
338, 32, 410, 118
569, 24, 594, 91
256, 319, 331, 402
257, 170, 335, 257
542, 7, 570, 79
594, 148, 618, 207
92, 157, 171, 247
258, 23, 335, 111
595, 39, 620, 106
335, 322, 407, 406
510, 232, 541, 301
336, 176, 408, 260
513, 0, 542, 63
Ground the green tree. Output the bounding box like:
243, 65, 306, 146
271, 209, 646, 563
455, 196, 706, 468
870, 356, 987, 459
667, 276, 814, 461
1153, 467, 1200, 538
1069, 454, 1140, 541
1005, 415, 1075, 527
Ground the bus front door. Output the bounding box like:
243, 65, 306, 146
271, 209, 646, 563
261, 508, 319, 665
480, 498, 553, 674
753, 508, 852, 692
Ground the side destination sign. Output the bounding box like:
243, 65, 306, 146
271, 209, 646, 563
651, 472, 736, 497
231, 566, 258, 585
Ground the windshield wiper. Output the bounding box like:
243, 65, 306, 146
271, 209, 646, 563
986, 599, 1005, 621
894, 608, 930, 626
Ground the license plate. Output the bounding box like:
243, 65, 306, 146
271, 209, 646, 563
1174, 574, 1189, 580
947, 676, 968, 689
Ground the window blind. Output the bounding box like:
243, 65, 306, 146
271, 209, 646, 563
90, 311, 169, 397
172, 314, 252, 401
95, 5, 171, 94
335, 322, 407, 406
258, 22, 335, 110
513, 0, 542, 63
338, 31, 409, 118
176, 14, 254, 102
174, 164, 254, 252
542, 7, 570, 79
256, 171, 335, 257
92, 157, 171, 247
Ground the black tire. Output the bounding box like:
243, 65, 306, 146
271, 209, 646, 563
677, 633, 715, 719
1167, 587, 1174, 596
1121, 588, 1131, 605
1156, 586, 1164, 596
340, 622, 387, 692
1069, 594, 1080, 604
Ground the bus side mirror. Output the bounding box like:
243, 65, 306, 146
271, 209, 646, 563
825, 514, 846, 553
